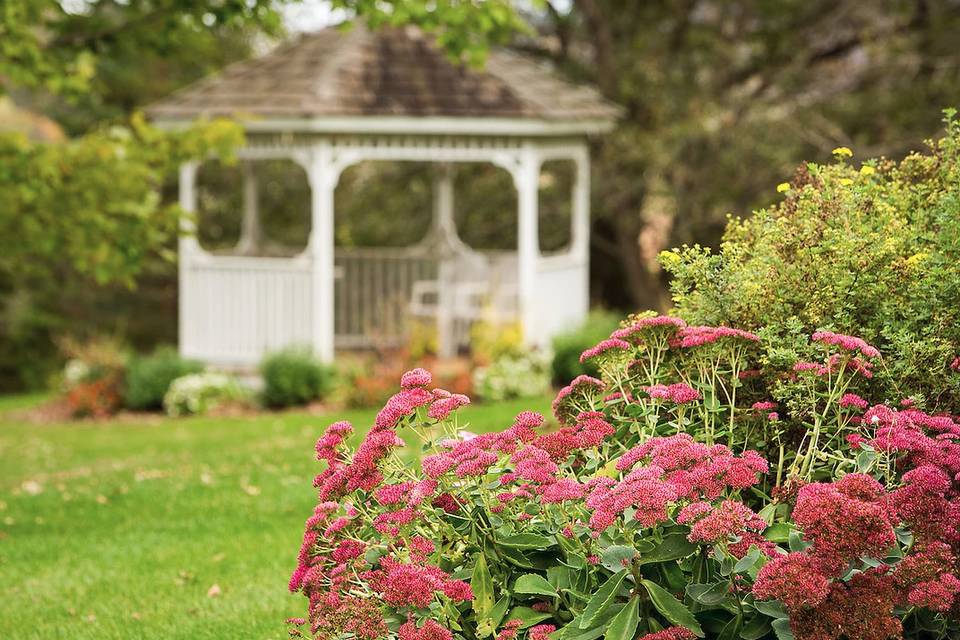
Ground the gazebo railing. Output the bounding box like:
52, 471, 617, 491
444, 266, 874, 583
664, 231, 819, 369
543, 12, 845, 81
334, 247, 439, 349
180, 248, 520, 365
180, 255, 314, 365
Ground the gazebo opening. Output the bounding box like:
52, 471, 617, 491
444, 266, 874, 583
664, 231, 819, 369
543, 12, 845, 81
195, 158, 311, 256
538, 159, 575, 254
333, 160, 520, 354
151, 24, 619, 367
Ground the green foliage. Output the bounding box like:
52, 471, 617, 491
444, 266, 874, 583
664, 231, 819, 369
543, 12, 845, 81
0, 0, 284, 99
331, 0, 530, 66
124, 347, 203, 411
472, 350, 551, 402
260, 348, 336, 409
550, 311, 622, 385
162, 372, 245, 417
663, 114, 960, 412
0, 115, 242, 287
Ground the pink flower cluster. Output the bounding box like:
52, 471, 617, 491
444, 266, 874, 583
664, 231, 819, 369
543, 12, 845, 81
399, 619, 453, 640
645, 382, 701, 404
585, 465, 678, 531
811, 330, 881, 358
579, 338, 632, 363
679, 499, 766, 545
552, 374, 604, 425
610, 315, 686, 343
616, 434, 768, 500
791, 474, 896, 571
671, 325, 759, 348
365, 557, 473, 608
838, 393, 868, 410
637, 628, 697, 640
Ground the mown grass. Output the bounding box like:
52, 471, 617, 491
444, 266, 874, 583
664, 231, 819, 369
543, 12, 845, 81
0, 395, 551, 640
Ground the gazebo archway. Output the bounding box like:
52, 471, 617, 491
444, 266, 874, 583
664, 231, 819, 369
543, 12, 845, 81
151, 24, 619, 366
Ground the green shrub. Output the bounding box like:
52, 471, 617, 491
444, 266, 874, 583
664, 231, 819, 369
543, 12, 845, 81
124, 347, 203, 410
662, 112, 960, 412
472, 349, 551, 401
163, 372, 245, 417
550, 310, 622, 385
260, 347, 335, 408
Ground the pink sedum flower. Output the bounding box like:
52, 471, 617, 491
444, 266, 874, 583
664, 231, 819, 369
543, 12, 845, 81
400, 367, 432, 389
753, 552, 832, 609
579, 338, 632, 364
811, 331, 881, 359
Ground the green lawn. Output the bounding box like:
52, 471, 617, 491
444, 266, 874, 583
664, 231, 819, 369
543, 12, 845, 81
0, 395, 551, 640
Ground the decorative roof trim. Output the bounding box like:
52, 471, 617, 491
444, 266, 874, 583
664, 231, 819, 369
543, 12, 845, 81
152, 115, 617, 137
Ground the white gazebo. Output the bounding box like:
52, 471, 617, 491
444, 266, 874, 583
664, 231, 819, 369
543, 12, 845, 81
149, 24, 619, 366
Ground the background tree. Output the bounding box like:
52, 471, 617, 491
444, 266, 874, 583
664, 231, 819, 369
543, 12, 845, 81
534, 0, 960, 309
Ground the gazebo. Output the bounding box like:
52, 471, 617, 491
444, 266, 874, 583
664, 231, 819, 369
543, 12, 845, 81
148, 24, 619, 366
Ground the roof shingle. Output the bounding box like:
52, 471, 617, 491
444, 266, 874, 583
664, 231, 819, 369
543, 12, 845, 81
147, 24, 620, 127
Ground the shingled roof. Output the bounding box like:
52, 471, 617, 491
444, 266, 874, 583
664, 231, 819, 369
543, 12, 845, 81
147, 24, 620, 133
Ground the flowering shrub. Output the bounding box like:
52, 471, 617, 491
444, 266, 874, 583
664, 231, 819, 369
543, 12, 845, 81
289, 320, 960, 640
662, 113, 960, 414
162, 371, 244, 417
473, 350, 551, 402
59, 336, 126, 417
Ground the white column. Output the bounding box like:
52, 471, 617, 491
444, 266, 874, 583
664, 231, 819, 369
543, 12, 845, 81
306, 144, 337, 363
433, 163, 457, 358
514, 146, 542, 347
572, 146, 591, 321
178, 162, 199, 359
237, 160, 261, 254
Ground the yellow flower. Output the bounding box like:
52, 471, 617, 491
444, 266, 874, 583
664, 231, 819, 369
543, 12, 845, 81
839, 178, 853, 186
906, 252, 928, 269
832, 146, 853, 158
658, 250, 681, 267
859, 165, 876, 176
777, 182, 791, 193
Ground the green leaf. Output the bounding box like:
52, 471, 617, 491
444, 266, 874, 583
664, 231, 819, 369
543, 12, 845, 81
601, 546, 638, 572
513, 573, 558, 597
772, 618, 795, 640
490, 596, 510, 629
641, 580, 705, 637
763, 523, 792, 543
579, 570, 627, 628
603, 597, 640, 640
787, 530, 810, 553
499, 546, 538, 569
498, 533, 555, 550
733, 546, 762, 574
687, 582, 730, 606
717, 615, 742, 640
637, 533, 697, 564
477, 595, 511, 638
472, 553, 494, 617
505, 606, 553, 629
739, 616, 772, 640
855, 448, 877, 473
752, 600, 789, 619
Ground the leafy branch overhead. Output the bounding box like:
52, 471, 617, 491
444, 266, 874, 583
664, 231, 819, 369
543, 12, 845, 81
0, 116, 242, 286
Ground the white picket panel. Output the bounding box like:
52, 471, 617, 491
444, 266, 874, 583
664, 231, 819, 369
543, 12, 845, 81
180, 255, 313, 366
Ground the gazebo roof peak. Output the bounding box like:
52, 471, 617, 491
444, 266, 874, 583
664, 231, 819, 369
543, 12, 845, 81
148, 23, 621, 136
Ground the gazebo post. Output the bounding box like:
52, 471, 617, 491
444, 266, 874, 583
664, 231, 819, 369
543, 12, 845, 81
178, 162, 199, 359
237, 160, 262, 254
433, 163, 457, 358
573, 147, 591, 317
305, 144, 337, 363
515, 146, 542, 347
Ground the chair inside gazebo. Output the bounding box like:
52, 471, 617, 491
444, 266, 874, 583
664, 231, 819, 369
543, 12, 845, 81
189, 157, 575, 360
